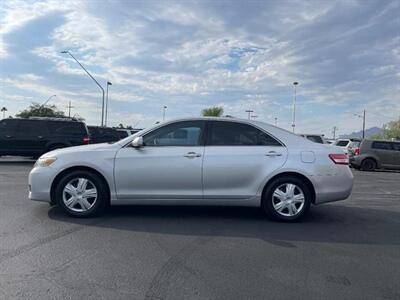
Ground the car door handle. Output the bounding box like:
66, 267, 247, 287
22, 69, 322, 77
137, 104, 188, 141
184, 152, 202, 158
265, 151, 282, 157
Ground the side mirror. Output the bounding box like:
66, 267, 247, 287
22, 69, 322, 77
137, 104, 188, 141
131, 136, 143, 148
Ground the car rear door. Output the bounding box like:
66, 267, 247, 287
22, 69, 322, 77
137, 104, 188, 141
114, 120, 206, 200
202, 121, 287, 200
371, 141, 393, 167
388, 142, 400, 168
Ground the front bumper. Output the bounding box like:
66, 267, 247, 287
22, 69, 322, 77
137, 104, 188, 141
28, 165, 58, 203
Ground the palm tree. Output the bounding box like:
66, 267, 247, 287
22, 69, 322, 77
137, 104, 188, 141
1, 107, 7, 119
201, 106, 224, 117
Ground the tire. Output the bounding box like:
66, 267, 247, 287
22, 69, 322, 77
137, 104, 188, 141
360, 158, 376, 171
55, 170, 108, 217
262, 176, 312, 222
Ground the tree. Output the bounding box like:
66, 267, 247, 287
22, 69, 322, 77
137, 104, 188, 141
1, 107, 7, 119
16, 103, 66, 118
201, 106, 224, 117
382, 120, 400, 140
370, 120, 400, 140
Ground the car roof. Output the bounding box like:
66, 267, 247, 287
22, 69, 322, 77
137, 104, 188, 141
121, 117, 318, 148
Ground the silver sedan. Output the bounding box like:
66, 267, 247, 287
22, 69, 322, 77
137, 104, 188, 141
29, 117, 353, 221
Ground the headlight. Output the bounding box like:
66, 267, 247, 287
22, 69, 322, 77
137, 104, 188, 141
35, 157, 57, 167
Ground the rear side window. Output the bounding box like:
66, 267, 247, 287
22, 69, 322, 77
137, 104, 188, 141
208, 121, 281, 146
0, 119, 18, 135
17, 120, 47, 136
392, 143, 400, 151
372, 141, 392, 150
47, 122, 86, 135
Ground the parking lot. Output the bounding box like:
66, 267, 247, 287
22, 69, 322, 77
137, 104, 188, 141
0, 161, 399, 300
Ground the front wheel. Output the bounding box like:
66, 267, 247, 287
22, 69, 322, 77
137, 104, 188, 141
55, 170, 108, 217
262, 177, 312, 222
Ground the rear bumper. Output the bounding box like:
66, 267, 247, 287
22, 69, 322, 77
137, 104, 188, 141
313, 166, 353, 204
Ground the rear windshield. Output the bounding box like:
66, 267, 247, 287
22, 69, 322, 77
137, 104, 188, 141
336, 140, 349, 147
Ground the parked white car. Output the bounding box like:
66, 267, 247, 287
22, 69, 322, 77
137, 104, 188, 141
29, 117, 353, 221
334, 138, 361, 155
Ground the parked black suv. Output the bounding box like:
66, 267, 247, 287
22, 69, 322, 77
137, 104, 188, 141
0, 117, 90, 158
87, 126, 121, 144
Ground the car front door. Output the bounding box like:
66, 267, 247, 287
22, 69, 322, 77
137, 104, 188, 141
114, 120, 206, 201
203, 121, 288, 200
14, 120, 48, 156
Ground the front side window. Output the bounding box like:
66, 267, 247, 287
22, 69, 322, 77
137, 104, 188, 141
208, 121, 281, 146
372, 141, 392, 150
17, 120, 46, 136
143, 121, 205, 146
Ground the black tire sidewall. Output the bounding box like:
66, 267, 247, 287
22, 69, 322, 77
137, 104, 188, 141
262, 177, 311, 222
361, 158, 376, 171
55, 170, 107, 217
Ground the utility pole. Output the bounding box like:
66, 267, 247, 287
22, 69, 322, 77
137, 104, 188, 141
66, 101, 74, 118
332, 126, 338, 140
362, 109, 366, 139
245, 109, 254, 119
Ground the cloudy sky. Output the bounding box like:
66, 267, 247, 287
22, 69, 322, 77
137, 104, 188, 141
0, 0, 399, 136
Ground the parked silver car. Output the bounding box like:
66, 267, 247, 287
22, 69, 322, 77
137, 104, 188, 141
29, 117, 353, 221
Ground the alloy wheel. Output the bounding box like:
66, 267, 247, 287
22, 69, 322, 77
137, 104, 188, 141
62, 178, 98, 212
272, 183, 305, 217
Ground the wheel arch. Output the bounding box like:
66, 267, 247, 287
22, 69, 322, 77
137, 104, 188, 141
50, 166, 111, 205
262, 171, 316, 204
361, 156, 380, 168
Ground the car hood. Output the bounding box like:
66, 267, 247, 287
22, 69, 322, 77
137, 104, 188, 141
41, 143, 120, 158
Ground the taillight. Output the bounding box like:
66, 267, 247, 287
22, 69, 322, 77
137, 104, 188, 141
83, 136, 90, 144
354, 148, 360, 156
329, 153, 349, 165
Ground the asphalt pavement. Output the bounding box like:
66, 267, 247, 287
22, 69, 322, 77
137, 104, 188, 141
0, 162, 399, 299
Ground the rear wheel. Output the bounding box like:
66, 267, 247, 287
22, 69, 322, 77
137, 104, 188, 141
360, 158, 376, 171
262, 176, 311, 222
55, 170, 108, 217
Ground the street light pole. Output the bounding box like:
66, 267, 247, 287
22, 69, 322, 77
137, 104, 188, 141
105, 81, 112, 127
245, 109, 254, 119
354, 110, 366, 139
292, 82, 299, 133
61, 50, 105, 126
40, 94, 56, 107
163, 106, 167, 121
362, 109, 366, 139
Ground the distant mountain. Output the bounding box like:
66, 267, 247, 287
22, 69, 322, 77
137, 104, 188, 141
339, 126, 383, 139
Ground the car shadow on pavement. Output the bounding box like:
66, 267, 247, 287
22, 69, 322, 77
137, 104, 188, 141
48, 204, 400, 248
